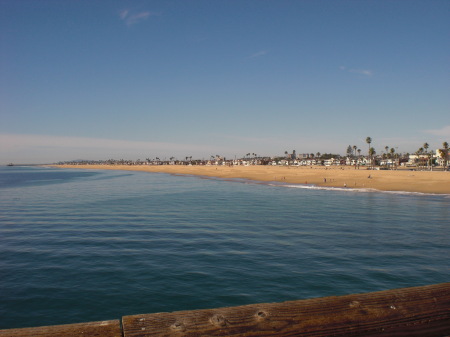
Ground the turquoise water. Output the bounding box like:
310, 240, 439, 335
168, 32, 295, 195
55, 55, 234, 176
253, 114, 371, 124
0, 166, 449, 329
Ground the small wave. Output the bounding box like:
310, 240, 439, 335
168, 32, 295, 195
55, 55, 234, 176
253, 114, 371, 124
275, 184, 374, 193
277, 183, 450, 197
157, 172, 450, 197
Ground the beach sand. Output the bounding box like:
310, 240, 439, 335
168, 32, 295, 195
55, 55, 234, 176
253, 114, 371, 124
54, 164, 450, 194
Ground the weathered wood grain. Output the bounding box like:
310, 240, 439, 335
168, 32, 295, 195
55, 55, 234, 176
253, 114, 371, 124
122, 282, 450, 337
1, 283, 448, 336
0, 320, 121, 337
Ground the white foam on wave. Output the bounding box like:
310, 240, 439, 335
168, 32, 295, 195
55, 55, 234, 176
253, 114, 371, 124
167, 173, 450, 198
271, 183, 375, 193
275, 183, 450, 197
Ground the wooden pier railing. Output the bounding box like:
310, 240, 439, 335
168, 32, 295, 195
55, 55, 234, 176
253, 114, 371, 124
1, 282, 449, 337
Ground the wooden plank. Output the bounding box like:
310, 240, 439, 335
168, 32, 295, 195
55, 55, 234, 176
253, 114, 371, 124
122, 282, 450, 337
0, 320, 121, 337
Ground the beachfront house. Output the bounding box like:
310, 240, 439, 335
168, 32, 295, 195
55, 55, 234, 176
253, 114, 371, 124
324, 158, 339, 166
408, 154, 428, 166
436, 149, 449, 167
379, 159, 396, 168
297, 153, 310, 160
345, 157, 364, 166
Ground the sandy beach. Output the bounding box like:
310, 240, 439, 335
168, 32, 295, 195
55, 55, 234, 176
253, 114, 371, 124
53, 165, 450, 194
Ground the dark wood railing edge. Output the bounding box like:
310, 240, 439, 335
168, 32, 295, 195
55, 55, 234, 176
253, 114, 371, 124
1, 282, 449, 337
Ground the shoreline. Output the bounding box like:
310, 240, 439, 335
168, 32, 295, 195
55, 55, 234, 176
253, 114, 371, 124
51, 164, 450, 195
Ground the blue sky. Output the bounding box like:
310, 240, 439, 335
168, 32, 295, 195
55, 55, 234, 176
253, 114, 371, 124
1, 0, 449, 164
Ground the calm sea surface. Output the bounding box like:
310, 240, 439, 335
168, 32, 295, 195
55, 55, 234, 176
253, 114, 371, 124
0, 166, 449, 329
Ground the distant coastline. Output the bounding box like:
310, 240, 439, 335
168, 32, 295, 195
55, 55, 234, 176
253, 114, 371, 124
52, 164, 450, 195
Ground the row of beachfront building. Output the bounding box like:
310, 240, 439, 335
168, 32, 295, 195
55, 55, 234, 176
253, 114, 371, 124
61, 150, 448, 169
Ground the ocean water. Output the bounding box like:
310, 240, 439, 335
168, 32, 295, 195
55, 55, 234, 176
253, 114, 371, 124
0, 166, 449, 329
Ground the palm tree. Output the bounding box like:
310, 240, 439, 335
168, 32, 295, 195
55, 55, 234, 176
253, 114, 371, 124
427, 149, 433, 171
366, 137, 372, 168
316, 152, 321, 158
368, 147, 375, 167
382, 146, 389, 166
415, 148, 422, 169
438, 141, 449, 170
353, 145, 357, 158
390, 148, 396, 168
423, 142, 429, 169
357, 148, 361, 157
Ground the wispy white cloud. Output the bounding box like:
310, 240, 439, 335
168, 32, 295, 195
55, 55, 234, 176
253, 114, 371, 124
340, 66, 373, 77
119, 9, 129, 20
119, 9, 160, 26
350, 69, 373, 76
423, 125, 450, 137
248, 50, 268, 59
